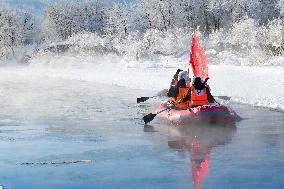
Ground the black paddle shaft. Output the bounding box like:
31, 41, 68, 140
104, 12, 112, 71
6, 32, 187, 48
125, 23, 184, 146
214, 96, 231, 101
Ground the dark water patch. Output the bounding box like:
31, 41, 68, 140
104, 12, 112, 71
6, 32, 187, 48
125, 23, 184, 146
0, 136, 16, 142
20, 160, 92, 166
143, 125, 158, 132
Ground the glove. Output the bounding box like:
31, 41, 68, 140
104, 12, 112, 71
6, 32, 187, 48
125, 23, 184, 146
204, 77, 210, 83
167, 101, 176, 109
176, 69, 183, 74
175, 69, 183, 77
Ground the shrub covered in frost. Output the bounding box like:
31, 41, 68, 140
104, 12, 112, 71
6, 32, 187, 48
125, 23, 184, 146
0, 7, 38, 60
1, 0, 283, 67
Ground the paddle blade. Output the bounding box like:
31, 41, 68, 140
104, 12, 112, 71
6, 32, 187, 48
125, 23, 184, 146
143, 113, 157, 124
137, 97, 150, 103
216, 96, 231, 101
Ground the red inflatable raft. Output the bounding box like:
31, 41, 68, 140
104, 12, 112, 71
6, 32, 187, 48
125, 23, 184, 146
149, 33, 239, 125
156, 102, 239, 125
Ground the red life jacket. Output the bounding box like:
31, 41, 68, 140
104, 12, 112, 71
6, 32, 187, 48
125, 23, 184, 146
191, 87, 207, 106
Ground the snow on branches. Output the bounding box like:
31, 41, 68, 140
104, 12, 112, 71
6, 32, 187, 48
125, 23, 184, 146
0, 8, 37, 60
0, 0, 283, 63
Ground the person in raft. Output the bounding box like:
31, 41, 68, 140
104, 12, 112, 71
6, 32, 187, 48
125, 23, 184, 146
167, 69, 183, 98
179, 77, 215, 108
167, 70, 191, 109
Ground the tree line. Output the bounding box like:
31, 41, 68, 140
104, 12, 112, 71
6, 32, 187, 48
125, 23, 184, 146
0, 0, 283, 60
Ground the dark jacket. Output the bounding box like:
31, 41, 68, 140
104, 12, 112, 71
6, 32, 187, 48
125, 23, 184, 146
167, 78, 186, 99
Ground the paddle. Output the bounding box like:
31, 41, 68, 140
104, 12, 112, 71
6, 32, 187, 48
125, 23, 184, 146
143, 107, 170, 124
137, 94, 231, 103
143, 101, 177, 124
137, 89, 169, 103
137, 96, 157, 103
214, 96, 231, 101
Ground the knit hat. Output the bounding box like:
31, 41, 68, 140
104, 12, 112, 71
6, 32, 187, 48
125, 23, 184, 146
178, 70, 189, 81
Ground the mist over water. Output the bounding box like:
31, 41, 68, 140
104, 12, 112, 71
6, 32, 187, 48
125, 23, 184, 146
0, 61, 283, 189
17, 53, 284, 110
0, 0, 283, 187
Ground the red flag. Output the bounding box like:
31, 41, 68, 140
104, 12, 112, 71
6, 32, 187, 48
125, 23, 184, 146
189, 33, 208, 80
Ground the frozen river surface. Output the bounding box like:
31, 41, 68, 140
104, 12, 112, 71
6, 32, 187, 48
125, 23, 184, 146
0, 70, 283, 189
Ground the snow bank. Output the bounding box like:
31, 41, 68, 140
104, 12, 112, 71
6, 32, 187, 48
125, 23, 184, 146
1, 53, 281, 110
209, 65, 284, 110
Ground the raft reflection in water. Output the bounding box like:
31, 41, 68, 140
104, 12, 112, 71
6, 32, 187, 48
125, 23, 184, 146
167, 123, 237, 189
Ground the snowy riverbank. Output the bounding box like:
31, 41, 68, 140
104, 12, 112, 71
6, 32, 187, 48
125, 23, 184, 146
1, 53, 283, 110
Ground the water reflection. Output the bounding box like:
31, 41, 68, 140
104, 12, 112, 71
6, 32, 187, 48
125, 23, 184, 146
167, 124, 237, 189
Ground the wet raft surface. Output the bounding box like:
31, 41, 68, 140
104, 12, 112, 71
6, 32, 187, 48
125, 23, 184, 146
0, 77, 283, 189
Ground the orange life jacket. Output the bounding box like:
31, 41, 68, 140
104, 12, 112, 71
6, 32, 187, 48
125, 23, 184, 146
186, 79, 191, 88
175, 87, 190, 109
191, 87, 207, 106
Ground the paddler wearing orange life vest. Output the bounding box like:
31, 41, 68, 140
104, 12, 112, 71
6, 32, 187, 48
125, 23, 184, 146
179, 77, 215, 108
167, 69, 183, 98
167, 70, 191, 109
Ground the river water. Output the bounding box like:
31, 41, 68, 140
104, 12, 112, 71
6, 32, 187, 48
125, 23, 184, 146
0, 70, 283, 189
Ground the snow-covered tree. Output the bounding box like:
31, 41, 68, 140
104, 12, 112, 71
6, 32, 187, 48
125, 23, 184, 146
280, 0, 284, 17
138, 0, 180, 31
43, 1, 107, 42
0, 8, 37, 59
106, 3, 131, 35
265, 18, 284, 55
258, 0, 280, 24
177, 0, 194, 28
1, 0, 283, 61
